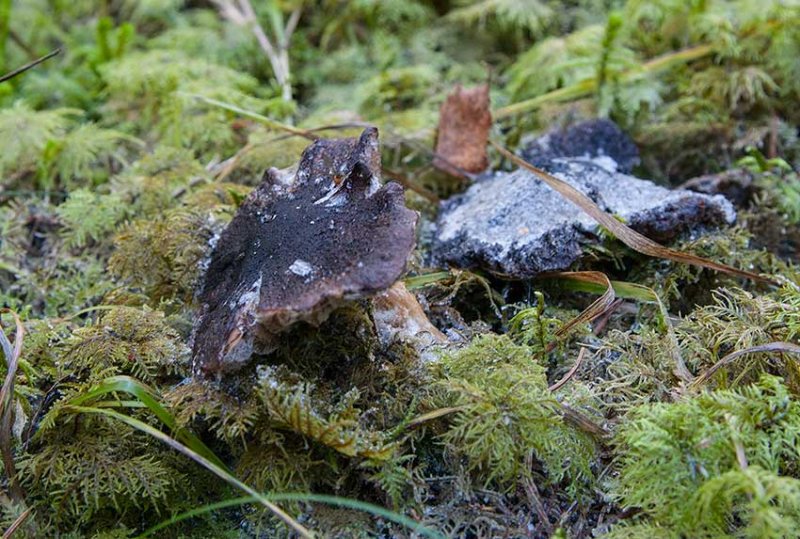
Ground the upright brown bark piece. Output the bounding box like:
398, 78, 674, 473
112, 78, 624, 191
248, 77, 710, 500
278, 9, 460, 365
192, 128, 418, 375
433, 84, 491, 177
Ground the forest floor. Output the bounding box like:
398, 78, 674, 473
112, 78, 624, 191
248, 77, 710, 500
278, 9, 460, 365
1, 2, 800, 538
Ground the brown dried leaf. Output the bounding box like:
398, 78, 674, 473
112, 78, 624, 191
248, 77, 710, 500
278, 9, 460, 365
552, 271, 616, 340
434, 84, 491, 178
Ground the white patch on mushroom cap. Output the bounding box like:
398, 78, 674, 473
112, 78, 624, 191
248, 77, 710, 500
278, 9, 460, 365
288, 259, 314, 277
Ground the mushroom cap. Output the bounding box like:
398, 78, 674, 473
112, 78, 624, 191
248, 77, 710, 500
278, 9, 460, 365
192, 128, 418, 375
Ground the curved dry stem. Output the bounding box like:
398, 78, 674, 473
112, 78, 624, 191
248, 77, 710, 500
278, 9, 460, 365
2, 506, 32, 538
548, 271, 616, 352
691, 342, 800, 388
549, 347, 587, 392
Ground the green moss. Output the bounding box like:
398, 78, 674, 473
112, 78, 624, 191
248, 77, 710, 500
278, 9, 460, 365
632, 225, 784, 312
59, 306, 188, 382
594, 326, 684, 412
432, 333, 597, 494
256, 365, 394, 461
678, 287, 800, 389
611, 375, 800, 537
2, 1, 800, 536
18, 421, 187, 530
108, 209, 215, 304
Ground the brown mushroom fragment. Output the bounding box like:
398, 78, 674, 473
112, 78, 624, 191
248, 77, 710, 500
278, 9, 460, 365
433, 84, 491, 178
192, 128, 418, 375
372, 282, 447, 361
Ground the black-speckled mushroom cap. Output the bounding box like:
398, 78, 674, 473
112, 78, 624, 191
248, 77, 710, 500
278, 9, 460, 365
192, 128, 418, 375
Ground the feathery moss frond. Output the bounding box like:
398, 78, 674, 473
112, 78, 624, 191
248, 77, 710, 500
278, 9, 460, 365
611, 375, 800, 537
46, 123, 138, 188
166, 381, 259, 444
18, 421, 185, 528
59, 306, 188, 382
256, 366, 395, 460
433, 334, 596, 493
0, 103, 79, 178
56, 189, 128, 249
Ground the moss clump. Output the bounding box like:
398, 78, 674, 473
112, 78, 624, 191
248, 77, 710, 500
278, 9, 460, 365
432, 333, 597, 494
596, 284, 800, 415
611, 375, 800, 538
17, 421, 188, 530
108, 209, 215, 304
679, 287, 800, 389
59, 306, 188, 382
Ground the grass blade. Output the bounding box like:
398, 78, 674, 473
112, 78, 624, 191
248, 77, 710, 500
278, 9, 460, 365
0, 309, 25, 501
545, 273, 661, 303
63, 405, 314, 539
494, 44, 713, 118
404, 271, 453, 290
542, 273, 692, 381
551, 271, 616, 343
57, 375, 224, 469
137, 493, 445, 539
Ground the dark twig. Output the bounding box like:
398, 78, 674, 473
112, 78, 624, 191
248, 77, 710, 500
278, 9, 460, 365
383, 167, 440, 203
8, 29, 37, 61
559, 403, 610, 440
0, 48, 60, 83
592, 298, 624, 336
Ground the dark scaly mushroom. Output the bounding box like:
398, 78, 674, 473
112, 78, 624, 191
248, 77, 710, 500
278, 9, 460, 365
192, 128, 418, 375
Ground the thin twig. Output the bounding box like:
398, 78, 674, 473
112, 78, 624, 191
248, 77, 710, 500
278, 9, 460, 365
0, 48, 60, 83
8, 29, 38, 61
690, 342, 800, 388
549, 347, 587, 392
559, 403, 610, 440
2, 506, 32, 539
406, 406, 465, 430
284, 7, 302, 48
592, 298, 624, 336
212, 0, 298, 102
187, 94, 316, 139
522, 452, 552, 533
383, 167, 440, 203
